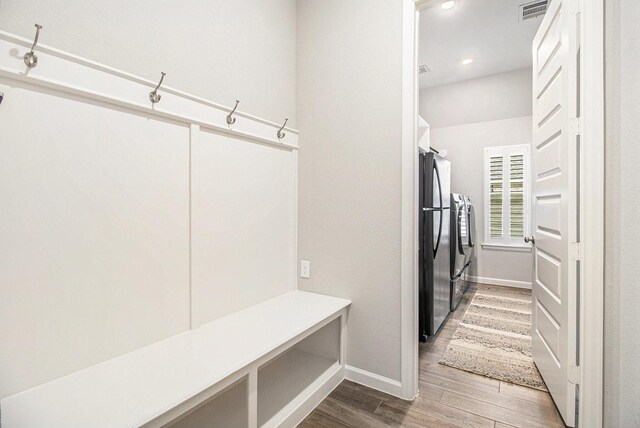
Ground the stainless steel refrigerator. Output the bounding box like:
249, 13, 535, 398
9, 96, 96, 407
419, 152, 451, 341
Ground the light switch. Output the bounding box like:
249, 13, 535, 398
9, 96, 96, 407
300, 260, 310, 278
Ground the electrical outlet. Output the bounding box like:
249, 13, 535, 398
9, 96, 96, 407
300, 260, 310, 278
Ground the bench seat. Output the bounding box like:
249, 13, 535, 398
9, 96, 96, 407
0, 291, 351, 428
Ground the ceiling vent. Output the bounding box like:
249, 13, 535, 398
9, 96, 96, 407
519, 0, 548, 21
419, 64, 430, 74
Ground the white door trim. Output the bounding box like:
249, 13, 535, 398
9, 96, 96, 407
578, 0, 605, 425
400, 0, 420, 400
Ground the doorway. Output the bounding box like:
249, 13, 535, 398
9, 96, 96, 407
404, 0, 605, 426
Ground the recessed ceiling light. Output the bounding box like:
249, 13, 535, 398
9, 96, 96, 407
462, 58, 473, 65
441, 1, 455, 10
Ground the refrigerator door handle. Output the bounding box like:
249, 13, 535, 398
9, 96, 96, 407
422, 207, 450, 211
433, 159, 444, 258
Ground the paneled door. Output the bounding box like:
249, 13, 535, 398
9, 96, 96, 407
530, 0, 580, 426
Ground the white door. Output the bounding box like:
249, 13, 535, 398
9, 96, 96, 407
530, 0, 580, 426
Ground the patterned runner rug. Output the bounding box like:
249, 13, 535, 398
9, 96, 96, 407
439, 285, 548, 391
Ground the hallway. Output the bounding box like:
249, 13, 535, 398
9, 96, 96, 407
300, 284, 566, 427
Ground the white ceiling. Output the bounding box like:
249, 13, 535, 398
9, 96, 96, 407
419, 0, 544, 88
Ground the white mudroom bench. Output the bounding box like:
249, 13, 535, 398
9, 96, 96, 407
0, 291, 351, 428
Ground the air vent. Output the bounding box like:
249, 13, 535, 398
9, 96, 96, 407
519, 0, 548, 21
419, 64, 430, 74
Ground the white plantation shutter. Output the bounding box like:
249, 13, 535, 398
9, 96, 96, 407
510, 154, 525, 238
489, 156, 504, 238
484, 145, 530, 246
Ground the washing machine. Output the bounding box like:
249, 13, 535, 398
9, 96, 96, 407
450, 194, 475, 310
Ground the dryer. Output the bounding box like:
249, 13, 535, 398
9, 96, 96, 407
450, 194, 476, 310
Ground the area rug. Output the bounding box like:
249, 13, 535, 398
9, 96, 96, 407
439, 285, 548, 391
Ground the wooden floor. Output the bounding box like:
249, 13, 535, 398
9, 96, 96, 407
299, 283, 567, 428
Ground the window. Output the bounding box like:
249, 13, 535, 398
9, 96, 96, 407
483, 144, 530, 247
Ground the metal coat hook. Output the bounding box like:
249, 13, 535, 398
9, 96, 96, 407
277, 118, 288, 140
149, 72, 166, 104
24, 24, 43, 68
226, 100, 240, 125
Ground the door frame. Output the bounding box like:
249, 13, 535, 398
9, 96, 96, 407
577, 0, 604, 424
402, 0, 605, 424
400, 0, 420, 400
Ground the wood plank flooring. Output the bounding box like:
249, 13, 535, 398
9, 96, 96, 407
299, 283, 567, 428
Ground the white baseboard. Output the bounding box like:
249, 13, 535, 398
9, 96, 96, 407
467, 275, 532, 289
344, 365, 404, 398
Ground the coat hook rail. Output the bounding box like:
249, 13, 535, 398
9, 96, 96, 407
277, 118, 288, 140
226, 100, 240, 125
23, 24, 43, 69
0, 28, 301, 147
149, 72, 166, 104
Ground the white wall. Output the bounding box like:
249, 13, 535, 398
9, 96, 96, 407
296, 0, 404, 382
420, 67, 533, 128
0, 24, 297, 397
604, 0, 640, 425
0, 0, 297, 126
429, 117, 534, 285
0, 83, 190, 398
421, 70, 534, 286
191, 131, 295, 327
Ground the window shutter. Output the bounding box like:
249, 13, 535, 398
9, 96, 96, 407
484, 145, 529, 246
489, 155, 503, 238
509, 154, 525, 238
